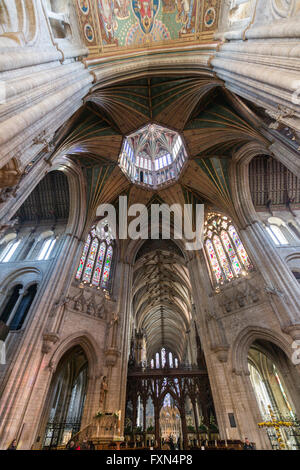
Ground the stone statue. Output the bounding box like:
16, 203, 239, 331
73, 289, 85, 312
99, 376, 108, 405
109, 313, 119, 328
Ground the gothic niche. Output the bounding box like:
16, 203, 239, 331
41, 346, 88, 450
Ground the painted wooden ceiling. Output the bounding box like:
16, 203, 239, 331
76, 0, 221, 56
16, 171, 70, 223
249, 156, 300, 210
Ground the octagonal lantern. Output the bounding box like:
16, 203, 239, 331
118, 123, 188, 189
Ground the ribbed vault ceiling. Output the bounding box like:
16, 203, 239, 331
50, 72, 300, 357
55, 74, 271, 229
132, 245, 192, 360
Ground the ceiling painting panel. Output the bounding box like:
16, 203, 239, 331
76, 0, 220, 55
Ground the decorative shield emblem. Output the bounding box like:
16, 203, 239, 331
132, 0, 160, 34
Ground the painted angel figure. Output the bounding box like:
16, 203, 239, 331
98, 0, 117, 40
114, 0, 130, 18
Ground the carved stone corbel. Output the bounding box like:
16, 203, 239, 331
42, 332, 59, 354
105, 347, 121, 367
212, 346, 230, 363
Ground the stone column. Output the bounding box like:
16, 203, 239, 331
101, 260, 133, 436
240, 221, 300, 328
0, 169, 86, 449
154, 399, 160, 447
180, 403, 188, 450
186, 251, 271, 449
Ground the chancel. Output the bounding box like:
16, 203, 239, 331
0, 0, 300, 452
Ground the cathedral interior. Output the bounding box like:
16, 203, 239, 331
1, 0, 300, 451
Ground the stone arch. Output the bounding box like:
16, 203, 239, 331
125, 236, 188, 267
248, 339, 300, 421
91, 66, 221, 94
0, 268, 41, 334
2, 156, 86, 240
36, 332, 101, 448
49, 157, 87, 239
48, 331, 100, 378
38, 343, 89, 449
229, 325, 300, 449
230, 141, 272, 227
160, 388, 179, 407
231, 325, 293, 376
0, 266, 42, 293
285, 254, 300, 283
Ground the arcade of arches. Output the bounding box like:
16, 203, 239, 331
1, 0, 300, 451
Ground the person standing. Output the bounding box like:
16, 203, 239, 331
243, 437, 254, 450
168, 435, 175, 450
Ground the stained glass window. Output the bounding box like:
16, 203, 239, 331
205, 240, 223, 283
169, 352, 173, 368
204, 214, 253, 286
92, 242, 106, 286
228, 225, 252, 268
161, 348, 166, 367
221, 230, 242, 276
76, 225, 114, 289
213, 235, 234, 280
156, 352, 160, 369
101, 246, 113, 288
82, 238, 98, 283
163, 393, 171, 407
151, 348, 178, 369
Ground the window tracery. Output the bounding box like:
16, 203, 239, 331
266, 225, 289, 246
0, 239, 20, 263
150, 348, 179, 369
0, 283, 38, 331
204, 213, 253, 286
37, 237, 56, 261
76, 221, 114, 290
